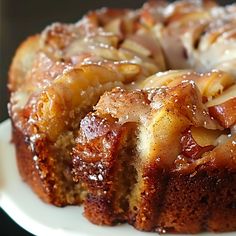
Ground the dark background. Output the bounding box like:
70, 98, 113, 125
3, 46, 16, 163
0, 0, 234, 235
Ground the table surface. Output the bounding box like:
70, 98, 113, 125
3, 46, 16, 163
0, 0, 234, 235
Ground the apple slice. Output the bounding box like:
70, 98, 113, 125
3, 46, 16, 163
139, 70, 192, 89
181, 128, 215, 159
166, 11, 210, 26
140, 70, 234, 101
29, 65, 126, 141
206, 84, 236, 107
197, 71, 234, 99
191, 127, 223, 147
104, 18, 123, 37
207, 84, 236, 128
121, 38, 151, 57
208, 97, 236, 128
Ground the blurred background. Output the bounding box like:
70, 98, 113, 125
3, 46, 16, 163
0, 0, 234, 235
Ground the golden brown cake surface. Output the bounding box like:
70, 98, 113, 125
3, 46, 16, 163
8, 0, 236, 233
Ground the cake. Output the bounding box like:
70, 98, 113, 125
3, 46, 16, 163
8, 0, 236, 233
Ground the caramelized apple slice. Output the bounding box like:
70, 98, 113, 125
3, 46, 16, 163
181, 128, 214, 159
140, 70, 234, 100
191, 127, 223, 147
208, 97, 236, 128
120, 34, 165, 70
197, 71, 234, 99
113, 63, 141, 83
29, 65, 126, 141
166, 11, 210, 26
122, 39, 151, 57
139, 70, 192, 89
207, 84, 236, 128
206, 84, 236, 107
104, 18, 123, 37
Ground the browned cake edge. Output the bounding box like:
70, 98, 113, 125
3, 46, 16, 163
12, 123, 54, 204
12, 122, 84, 206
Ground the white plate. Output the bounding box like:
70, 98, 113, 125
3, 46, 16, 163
0, 119, 235, 236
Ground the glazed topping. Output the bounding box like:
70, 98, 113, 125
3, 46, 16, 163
90, 79, 225, 168
10, 0, 236, 105
26, 65, 125, 141
95, 87, 151, 124
8, 0, 236, 162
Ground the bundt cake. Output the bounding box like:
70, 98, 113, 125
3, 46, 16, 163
8, 0, 236, 234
